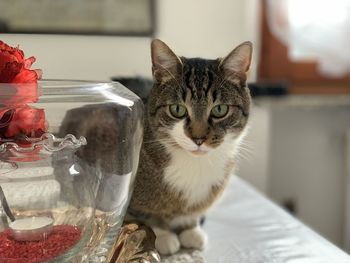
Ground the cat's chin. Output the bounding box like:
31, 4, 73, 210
189, 149, 209, 156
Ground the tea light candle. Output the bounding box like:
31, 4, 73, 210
9, 216, 53, 241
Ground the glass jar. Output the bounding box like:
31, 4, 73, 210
0, 80, 143, 262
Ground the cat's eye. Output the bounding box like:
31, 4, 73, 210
169, 104, 187, 118
211, 105, 229, 118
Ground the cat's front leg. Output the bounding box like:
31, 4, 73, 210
153, 227, 181, 255
170, 215, 208, 250
179, 226, 208, 250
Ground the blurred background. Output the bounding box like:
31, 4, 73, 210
1, 0, 350, 253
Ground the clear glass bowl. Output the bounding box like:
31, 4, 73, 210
0, 80, 144, 262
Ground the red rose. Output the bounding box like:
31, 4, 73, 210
0, 105, 46, 138
0, 40, 42, 83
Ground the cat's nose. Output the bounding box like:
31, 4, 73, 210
192, 137, 206, 146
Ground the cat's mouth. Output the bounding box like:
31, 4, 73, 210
171, 142, 210, 156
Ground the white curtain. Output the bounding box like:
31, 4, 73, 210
267, 0, 350, 78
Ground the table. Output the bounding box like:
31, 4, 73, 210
162, 176, 350, 262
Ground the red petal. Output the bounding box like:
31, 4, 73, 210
11, 68, 39, 83
13, 46, 25, 62
0, 40, 16, 53
34, 69, 42, 80
0, 61, 22, 83
0, 41, 24, 63
0, 50, 19, 72
24, 56, 36, 69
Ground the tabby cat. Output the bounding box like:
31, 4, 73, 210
128, 39, 252, 255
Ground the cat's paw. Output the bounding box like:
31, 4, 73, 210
179, 226, 208, 250
155, 231, 180, 255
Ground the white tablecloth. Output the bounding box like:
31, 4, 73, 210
202, 176, 350, 262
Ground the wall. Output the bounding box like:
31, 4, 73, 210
0, 35, 151, 81
156, 0, 260, 81
268, 105, 350, 246
237, 105, 271, 193
1, 0, 260, 81
346, 129, 350, 251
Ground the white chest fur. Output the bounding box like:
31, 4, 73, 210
163, 139, 238, 207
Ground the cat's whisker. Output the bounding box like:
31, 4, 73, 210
237, 145, 254, 156
144, 140, 174, 145
144, 138, 177, 144
234, 152, 250, 163
217, 78, 229, 92
148, 142, 178, 150
237, 139, 255, 150
238, 140, 254, 148
168, 136, 192, 146
239, 150, 254, 159
217, 77, 250, 104
235, 147, 253, 162
143, 139, 176, 148
154, 62, 183, 91
237, 145, 254, 157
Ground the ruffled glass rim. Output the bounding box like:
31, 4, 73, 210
0, 133, 87, 153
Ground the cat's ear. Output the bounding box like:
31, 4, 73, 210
220, 41, 253, 83
151, 39, 182, 82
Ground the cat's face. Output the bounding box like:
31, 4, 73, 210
148, 39, 252, 156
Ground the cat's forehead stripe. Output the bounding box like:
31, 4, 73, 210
182, 58, 216, 101
205, 68, 214, 97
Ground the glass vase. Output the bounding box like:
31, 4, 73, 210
0, 80, 144, 262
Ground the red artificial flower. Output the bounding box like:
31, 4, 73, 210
0, 40, 46, 138
0, 40, 47, 154
0, 40, 42, 83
